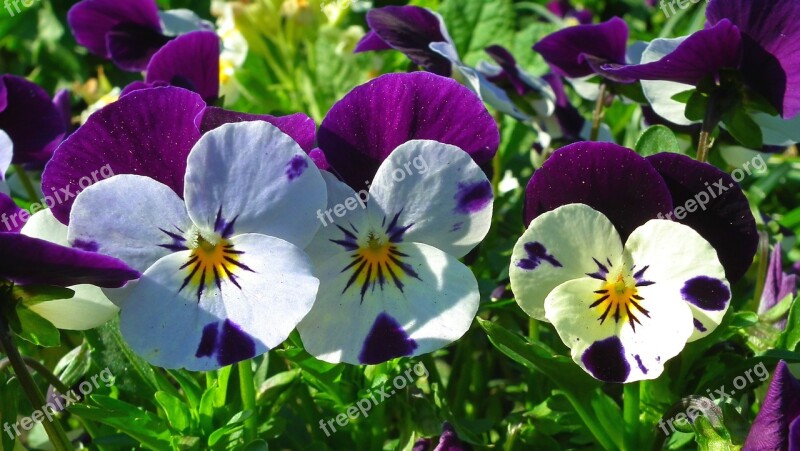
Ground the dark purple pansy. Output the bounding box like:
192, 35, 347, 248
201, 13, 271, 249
0, 75, 66, 165
647, 153, 758, 283
144, 30, 220, 103
413, 423, 466, 451
317, 72, 499, 189
484, 45, 532, 96
354, 6, 452, 76
758, 247, 799, 330
542, 72, 586, 140
601, 20, 743, 86
546, 0, 592, 25
743, 361, 800, 451
604, 0, 800, 119
43, 87, 319, 225
533, 17, 631, 81
68, 0, 169, 71
524, 143, 757, 283
707, 0, 800, 119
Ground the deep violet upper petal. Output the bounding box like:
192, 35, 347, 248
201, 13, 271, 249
145, 30, 220, 103
68, 0, 162, 58
743, 361, 800, 451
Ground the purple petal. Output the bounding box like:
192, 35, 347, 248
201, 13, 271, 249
647, 153, 758, 284
759, 247, 798, 327
707, 0, 800, 118
197, 107, 316, 153
434, 423, 466, 451
743, 361, 800, 451
0, 193, 24, 233
52, 89, 73, 136
533, 17, 629, 78
354, 30, 393, 53
68, 0, 163, 67
308, 148, 330, 171
0, 75, 66, 165
318, 72, 499, 189
524, 142, 673, 239
146, 30, 220, 103
119, 79, 170, 98
362, 6, 452, 76
601, 20, 742, 86
0, 232, 140, 287
42, 87, 205, 224
543, 73, 585, 140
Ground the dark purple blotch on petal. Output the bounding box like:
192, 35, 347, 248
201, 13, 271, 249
358, 312, 418, 364
693, 318, 707, 332
634, 354, 648, 374
581, 336, 630, 383
194, 319, 257, 366
743, 361, 800, 450
285, 155, 308, 181
72, 239, 100, 253
107, 23, 172, 72
454, 180, 493, 214
517, 241, 562, 271
681, 276, 730, 311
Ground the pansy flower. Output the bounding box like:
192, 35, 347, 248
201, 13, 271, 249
0, 194, 138, 288
297, 73, 495, 364
354, 6, 552, 121
42, 87, 317, 225
0, 75, 66, 166
546, 0, 593, 25
476, 45, 556, 118
68, 0, 212, 71
743, 361, 800, 450
524, 142, 758, 284
19, 210, 119, 330
758, 247, 799, 330
66, 118, 326, 370
120, 30, 221, 103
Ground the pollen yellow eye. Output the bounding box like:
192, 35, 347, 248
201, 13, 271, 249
179, 236, 251, 301
588, 262, 653, 332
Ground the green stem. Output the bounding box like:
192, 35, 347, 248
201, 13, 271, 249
623, 382, 641, 451
697, 92, 722, 163
528, 317, 539, 342
238, 360, 257, 442
13, 165, 39, 203
0, 310, 73, 450
590, 84, 608, 142
556, 390, 617, 450
751, 231, 771, 309
0, 356, 70, 393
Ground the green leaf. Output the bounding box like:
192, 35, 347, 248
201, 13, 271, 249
760, 293, 795, 324
13, 305, 60, 347
243, 439, 269, 451
671, 89, 695, 104
53, 342, 92, 386
439, 0, 515, 65
723, 109, 763, 149
11, 284, 73, 307
166, 369, 203, 410
685, 91, 708, 122
70, 395, 171, 448
208, 410, 253, 446
634, 125, 683, 156
155, 391, 192, 432
778, 295, 800, 351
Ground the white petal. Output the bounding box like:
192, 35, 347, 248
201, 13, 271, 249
68, 175, 191, 273
158, 9, 214, 36
22, 209, 118, 330
510, 204, 623, 321
639, 37, 699, 127
0, 130, 12, 177
304, 171, 371, 263
625, 219, 731, 341
28, 285, 118, 330
298, 242, 479, 364
567, 76, 601, 101
184, 122, 326, 248
367, 140, 493, 258
750, 112, 800, 146
109, 233, 319, 370
545, 276, 693, 383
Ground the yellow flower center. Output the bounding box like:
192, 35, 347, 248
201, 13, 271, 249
590, 268, 651, 332
180, 232, 248, 301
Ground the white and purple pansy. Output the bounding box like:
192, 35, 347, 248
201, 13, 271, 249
67, 121, 326, 370
510, 203, 731, 383
299, 73, 497, 365
524, 142, 758, 284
